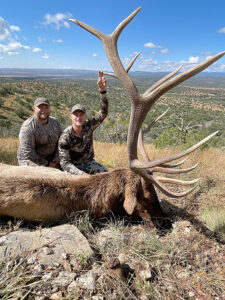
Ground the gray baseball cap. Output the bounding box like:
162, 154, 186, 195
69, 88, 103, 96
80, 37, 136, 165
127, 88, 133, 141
71, 104, 86, 114
34, 97, 50, 107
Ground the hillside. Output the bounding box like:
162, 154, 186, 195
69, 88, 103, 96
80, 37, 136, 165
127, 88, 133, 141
0, 71, 224, 148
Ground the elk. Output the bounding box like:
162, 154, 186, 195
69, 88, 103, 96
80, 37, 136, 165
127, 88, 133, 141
0, 7, 224, 223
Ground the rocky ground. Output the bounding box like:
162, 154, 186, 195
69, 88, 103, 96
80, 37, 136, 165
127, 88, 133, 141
0, 204, 224, 300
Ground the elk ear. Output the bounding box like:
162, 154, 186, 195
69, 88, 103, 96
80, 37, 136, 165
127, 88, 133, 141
123, 188, 137, 215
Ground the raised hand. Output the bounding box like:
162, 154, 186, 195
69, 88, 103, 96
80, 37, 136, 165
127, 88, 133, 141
97, 70, 107, 91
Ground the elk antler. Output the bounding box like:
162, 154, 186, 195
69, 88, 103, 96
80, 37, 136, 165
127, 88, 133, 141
70, 7, 225, 197
137, 111, 199, 197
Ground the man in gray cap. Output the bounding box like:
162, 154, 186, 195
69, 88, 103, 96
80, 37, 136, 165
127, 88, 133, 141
17, 97, 62, 167
59, 71, 108, 176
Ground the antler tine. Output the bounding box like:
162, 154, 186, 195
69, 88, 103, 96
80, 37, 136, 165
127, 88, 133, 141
156, 177, 200, 186
138, 108, 170, 162
132, 130, 218, 170
159, 157, 188, 168
126, 52, 142, 73
151, 175, 198, 198
144, 51, 225, 103
103, 71, 117, 78
69, 19, 106, 41
103, 52, 142, 79
143, 65, 182, 97
142, 107, 170, 134
152, 163, 198, 174
137, 169, 198, 198
138, 129, 150, 162
113, 7, 141, 42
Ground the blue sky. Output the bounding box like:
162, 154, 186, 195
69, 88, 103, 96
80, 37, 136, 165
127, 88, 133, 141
0, 0, 225, 72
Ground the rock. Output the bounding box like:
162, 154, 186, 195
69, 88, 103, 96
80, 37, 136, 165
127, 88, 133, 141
0, 224, 94, 267
176, 270, 189, 279
33, 264, 44, 272
63, 260, 72, 272
52, 271, 76, 287
50, 291, 63, 300
76, 270, 96, 290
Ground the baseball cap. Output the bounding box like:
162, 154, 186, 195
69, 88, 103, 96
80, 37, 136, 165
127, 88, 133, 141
71, 104, 86, 114
34, 97, 50, 107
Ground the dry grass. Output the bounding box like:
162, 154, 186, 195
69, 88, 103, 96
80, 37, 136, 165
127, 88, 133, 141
0, 137, 19, 165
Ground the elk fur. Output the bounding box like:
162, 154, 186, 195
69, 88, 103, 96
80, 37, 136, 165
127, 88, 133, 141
0, 164, 163, 222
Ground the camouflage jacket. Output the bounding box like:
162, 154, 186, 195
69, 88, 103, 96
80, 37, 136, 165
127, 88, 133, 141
17, 115, 62, 166
59, 94, 108, 175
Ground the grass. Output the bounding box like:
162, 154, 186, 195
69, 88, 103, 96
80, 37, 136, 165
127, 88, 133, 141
0, 138, 224, 299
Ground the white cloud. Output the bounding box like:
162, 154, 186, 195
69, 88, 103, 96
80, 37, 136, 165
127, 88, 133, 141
0, 17, 11, 41
144, 42, 161, 49
138, 56, 158, 70
42, 53, 50, 59
92, 53, 97, 57
32, 47, 42, 53
0, 41, 30, 53
0, 17, 33, 56
38, 37, 46, 43
42, 13, 72, 29
217, 27, 225, 33
199, 51, 212, 56
8, 51, 19, 56
188, 56, 199, 63
10, 25, 21, 32
159, 48, 170, 54
53, 39, 63, 43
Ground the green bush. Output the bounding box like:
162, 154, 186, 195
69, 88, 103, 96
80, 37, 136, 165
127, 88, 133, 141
155, 127, 185, 148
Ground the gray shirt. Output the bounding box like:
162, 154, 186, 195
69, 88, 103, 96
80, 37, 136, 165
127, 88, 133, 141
17, 115, 62, 166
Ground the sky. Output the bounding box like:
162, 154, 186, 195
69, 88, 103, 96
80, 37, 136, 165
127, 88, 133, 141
0, 0, 225, 72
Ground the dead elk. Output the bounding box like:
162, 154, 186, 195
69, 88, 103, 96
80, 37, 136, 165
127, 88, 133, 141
0, 165, 164, 224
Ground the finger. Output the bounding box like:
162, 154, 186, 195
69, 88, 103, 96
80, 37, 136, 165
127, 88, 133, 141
98, 70, 103, 78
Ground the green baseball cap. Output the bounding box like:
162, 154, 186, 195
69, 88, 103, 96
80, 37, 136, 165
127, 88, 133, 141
71, 104, 86, 114
34, 97, 50, 107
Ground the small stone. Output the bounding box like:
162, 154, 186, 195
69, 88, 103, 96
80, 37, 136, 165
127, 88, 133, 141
34, 296, 46, 300
75, 270, 96, 290
61, 252, 68, 260
53, 262, 60, 268
52, 271, 76, 286
176, 271, 189, 279
43, 247, 54, 255
51, 286, 59, 293
188, 291, 195, 297
139, 269, 152, 280
67, 281, 78, 294
33, 264, 44, 272
118, 253, 126, 264
50, 291, 63, 300
27, 257, 36, 265
63, 260, 71, 272
42, 273, 53, 281
5, 261, 13, 271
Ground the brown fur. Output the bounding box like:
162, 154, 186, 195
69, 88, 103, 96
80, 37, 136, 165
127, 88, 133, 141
0, 165, 163, 223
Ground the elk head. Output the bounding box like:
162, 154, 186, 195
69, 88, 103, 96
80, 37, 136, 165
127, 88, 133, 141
69, 7, 225, 198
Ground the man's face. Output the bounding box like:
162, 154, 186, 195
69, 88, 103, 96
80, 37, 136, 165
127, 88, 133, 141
70, 110, 87, 128
33, 104, 51, 123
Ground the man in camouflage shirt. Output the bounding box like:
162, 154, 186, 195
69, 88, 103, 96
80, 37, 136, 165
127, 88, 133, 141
59, 71, 108, 176
17, 97, 62, 167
